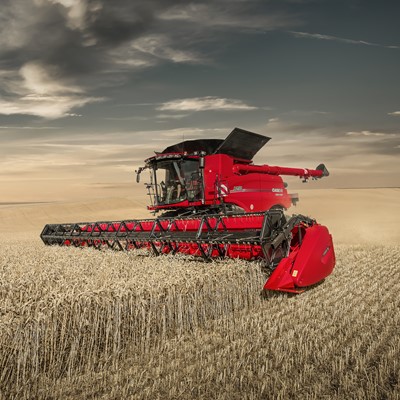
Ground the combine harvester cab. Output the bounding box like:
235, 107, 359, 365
41, 128, 336, 294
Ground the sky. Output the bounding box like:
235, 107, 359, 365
0, 0, 399, 203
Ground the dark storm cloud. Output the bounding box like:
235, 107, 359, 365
0, 0, 185, 78
0, 0, 303, 119
84, 1, 157, 46
39, 17, 100, 75
0, 0, 301, 81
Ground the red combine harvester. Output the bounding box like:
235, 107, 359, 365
41, 128, 335, 293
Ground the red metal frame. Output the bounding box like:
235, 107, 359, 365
41, 211, 336, 293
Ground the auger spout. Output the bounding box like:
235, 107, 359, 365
232, 163, 329, 180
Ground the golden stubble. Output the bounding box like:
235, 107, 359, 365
0, 236, 399, 399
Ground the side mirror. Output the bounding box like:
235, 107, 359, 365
135, 167, 144, 183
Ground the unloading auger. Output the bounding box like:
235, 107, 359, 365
41, 128, 335, 293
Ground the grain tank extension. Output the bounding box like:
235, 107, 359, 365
41, 128, 335, 293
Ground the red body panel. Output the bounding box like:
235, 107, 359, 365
264, 225, 335, 292
206, 154, 292, 211
291, 225, 335, 287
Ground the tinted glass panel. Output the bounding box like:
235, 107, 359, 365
213, 128, 270, 160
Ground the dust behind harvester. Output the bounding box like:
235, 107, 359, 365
41, 128, 335, 293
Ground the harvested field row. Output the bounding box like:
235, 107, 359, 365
27, 245, 400, 400
0, 239, 264, 398
1, 237, 399, 399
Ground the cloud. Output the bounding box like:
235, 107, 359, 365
132, 35, 204, 64
0, 94, 101, 119
0, 0, 297, 119
156, 127, 228, 138
346, 130, 395, 137
0, 126, 230, 185
249, 116, 400, 190
158, 97, 258, 112
388, 111, 400, 116
289, 31, 400, 49
0, 1, 297, 77
265, 116, 326, 137
265, 120, 400, 162
0, 125, 61, 130
46, 0, 88, 31
110, 35, 205, 70
156, 114, 189, 120
260, 116, 400, 163
0, 61, 103, 118
19, 62, 82, 95
159, 3, 298, 32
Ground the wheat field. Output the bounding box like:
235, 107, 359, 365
0, 189, 399, 399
